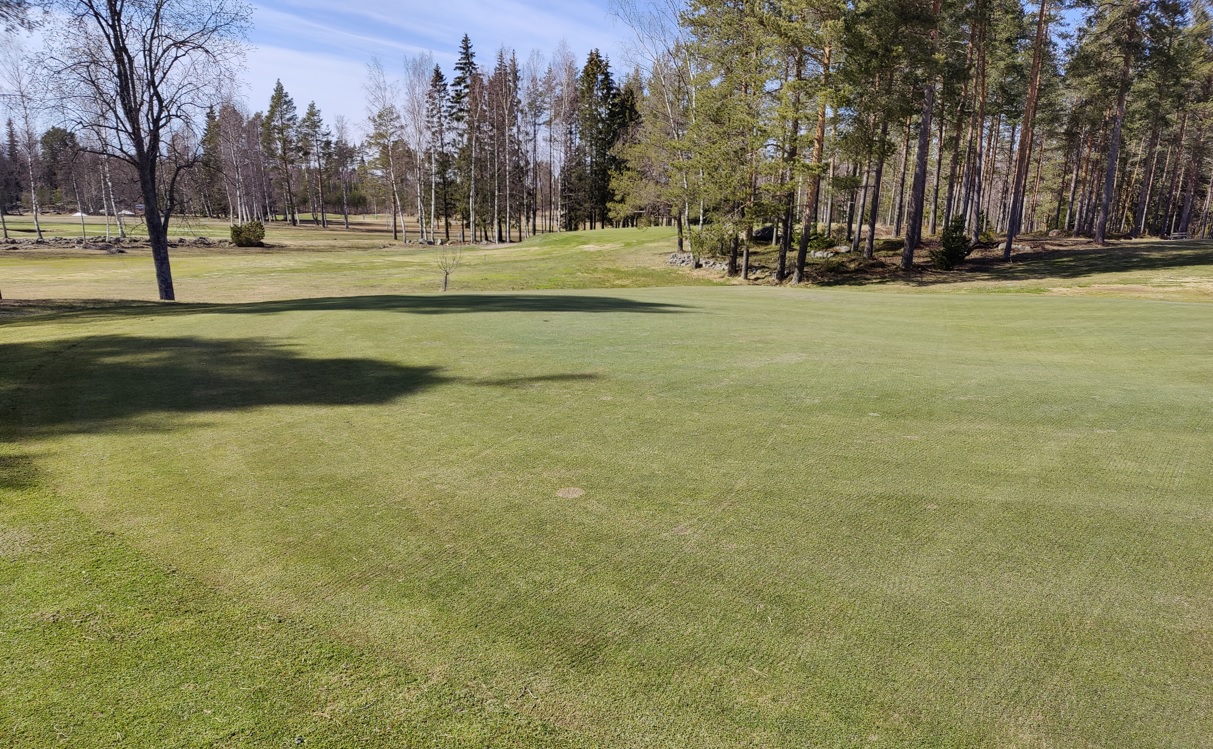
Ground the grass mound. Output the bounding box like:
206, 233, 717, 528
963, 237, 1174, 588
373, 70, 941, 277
3, 285, 1212, 747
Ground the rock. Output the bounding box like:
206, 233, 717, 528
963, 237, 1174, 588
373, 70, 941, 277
1047, 229, 1061, 237
752, 225, 776, 243
810, 250, 836, 259
668, 251, 696, 267
668, 251, 731, 271
832, 245, 852, 253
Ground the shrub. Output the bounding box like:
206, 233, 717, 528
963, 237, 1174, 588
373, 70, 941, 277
230, 221, 265, 247
875, 238, 903, 254
690, 222, 730, 257
794, 229, 835, 252
931, 215, 971, 270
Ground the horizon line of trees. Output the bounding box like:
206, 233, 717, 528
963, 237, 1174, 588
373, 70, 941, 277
5, 0, 1213, 297
2, 31, 645, 246
608, 0, 1213, 280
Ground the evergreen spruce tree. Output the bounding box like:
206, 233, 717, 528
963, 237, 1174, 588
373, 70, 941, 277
262, 80, 300, 224
427, 65, 453, 240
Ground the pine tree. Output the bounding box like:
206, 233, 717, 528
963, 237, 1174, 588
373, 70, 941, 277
298, 102, 331, 227
199, 107, 225, 218
427, 65, 453, 240
262, 80, 300, 224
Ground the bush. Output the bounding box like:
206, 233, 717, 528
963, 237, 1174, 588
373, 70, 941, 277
931, 216, 971, 270
794, 229, 835, 252
690, 222, 731, 257
230, 221, 265, 247
875, 238, 903, 254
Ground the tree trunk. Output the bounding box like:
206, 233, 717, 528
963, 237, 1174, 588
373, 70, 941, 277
1179, 130, 1202, 234
1003, 0, 1048, 257
865, 117, 891, 259
794, 44, 832, 283
901, 0, 942, 267
341, 168, 350, 229
26, 154, 42, 240
742, 223, 752, 280
138, 162, 175, 301
824, 152, 836, 237
891, 116, 912, 235
1095, 46, 1133, 244
929, 111, 945, 236
1131, 122, 1160, 236
852, 156, 872, 253
845, 161, 860, 241
1159, 109, 1189, 235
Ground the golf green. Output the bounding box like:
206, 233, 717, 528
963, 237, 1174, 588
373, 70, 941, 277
3, 279, 1211, 747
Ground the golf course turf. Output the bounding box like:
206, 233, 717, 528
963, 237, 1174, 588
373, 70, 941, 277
2, 225, 1211, 747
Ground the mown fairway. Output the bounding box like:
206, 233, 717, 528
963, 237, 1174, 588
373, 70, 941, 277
2, 227, 1212, 747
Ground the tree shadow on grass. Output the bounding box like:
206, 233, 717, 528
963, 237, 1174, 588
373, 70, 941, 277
1, 294, 691, 326
0, 454, 36, 490
943, 240, 1213, 283
812, 240, 1213, 288
0, 336, 443, 440
205, 294, 691, 316
0, 336, 443, 490
0, 335, 602, 490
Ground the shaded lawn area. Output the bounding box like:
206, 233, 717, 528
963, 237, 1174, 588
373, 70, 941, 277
2, 286, 1212, 747
796, 238, 1213, 296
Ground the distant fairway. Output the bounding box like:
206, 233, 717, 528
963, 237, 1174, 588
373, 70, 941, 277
2, 227, 1212, 746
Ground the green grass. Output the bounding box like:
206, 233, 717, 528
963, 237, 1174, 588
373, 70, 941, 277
1, 221, 708, 301
3, 225, 1213, 747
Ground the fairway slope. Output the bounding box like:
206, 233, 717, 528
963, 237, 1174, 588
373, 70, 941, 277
4, 285, 1212, 747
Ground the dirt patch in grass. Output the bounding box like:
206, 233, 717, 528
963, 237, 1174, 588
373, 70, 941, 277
0, 299, 163, 320
555, 487, 585, 499
0, 528, 36, 559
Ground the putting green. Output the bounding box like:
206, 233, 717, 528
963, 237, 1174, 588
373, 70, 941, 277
3, 280, 1211, 747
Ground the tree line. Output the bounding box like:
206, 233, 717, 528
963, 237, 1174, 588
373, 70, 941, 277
3, 25, 642, 246
3, 0, 1213, 300
610, 0, 1213, 279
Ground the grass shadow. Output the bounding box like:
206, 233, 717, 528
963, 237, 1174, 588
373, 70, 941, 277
951, 240, 1213, 282
206, 294, 691, 316
0, 336, 443, 442
475, 373, 600, 388
0, 334, 604, 490
1, 294, 690, 326
783, 239, 1213, 288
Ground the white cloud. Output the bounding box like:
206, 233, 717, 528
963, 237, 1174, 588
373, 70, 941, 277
242, 44, 373, 123
242, 0, 635, 122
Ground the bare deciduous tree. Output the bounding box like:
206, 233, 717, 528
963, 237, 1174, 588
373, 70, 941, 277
436, 246, 462, 291
403, 53, 433, 242
1, 44, 45, 241
45, 0, 250, 301
365, 57, 407, 242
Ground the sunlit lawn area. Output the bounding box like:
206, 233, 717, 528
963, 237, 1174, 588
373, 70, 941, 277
2, 223, 1211, 746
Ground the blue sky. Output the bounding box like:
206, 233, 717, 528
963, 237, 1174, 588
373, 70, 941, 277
243, 0, 632, 125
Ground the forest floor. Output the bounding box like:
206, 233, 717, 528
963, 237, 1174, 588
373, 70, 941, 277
2, 216, 1212, 747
